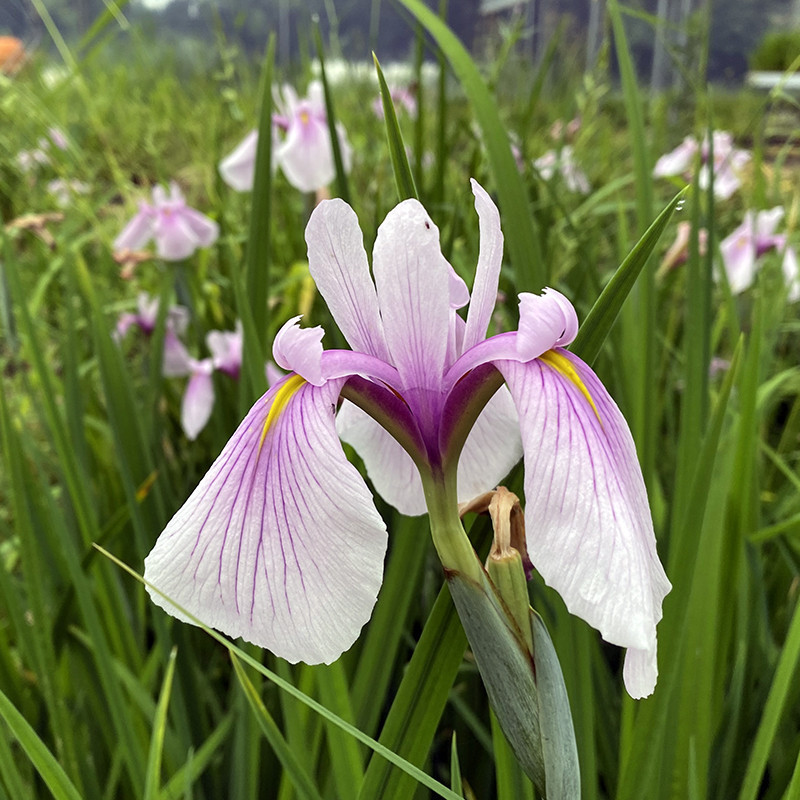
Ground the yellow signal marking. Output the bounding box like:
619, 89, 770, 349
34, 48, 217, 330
539, 350, 601, 424
259, 374, 306, 452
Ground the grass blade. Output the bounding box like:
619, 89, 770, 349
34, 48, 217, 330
374, 53, 419, 201
0, 687, 83, 800
230, 653, 324, 800
143, 647, 178, 800
570, 189, 686, 365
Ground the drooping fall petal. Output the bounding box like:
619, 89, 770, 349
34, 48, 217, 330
497, 350, 671, 697
114, 205, 154, 252
219, 130, 259, 191
144, 377, 388, 664
182, 363, 214, 441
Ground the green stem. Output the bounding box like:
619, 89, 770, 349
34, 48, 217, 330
421, 472, 483, 584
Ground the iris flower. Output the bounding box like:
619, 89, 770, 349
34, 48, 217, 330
719, 207, 799, 301
272, 81, 352, 193
653, 131, 750, 200
115, 292, 188, 340
163, 322, 244, 440
534, 146, 591, 194
219, 82, 352, 194
145, 180, 670, 698
372, 85, 417, 119
114, 182, 219, 261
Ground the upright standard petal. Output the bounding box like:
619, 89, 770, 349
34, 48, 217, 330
144, 377, 388, 664
306, 200, 389, 360
372, 200, 451, 395
276, 114, 335, 193
497, 351, 671, 696
463, 180, 504, 353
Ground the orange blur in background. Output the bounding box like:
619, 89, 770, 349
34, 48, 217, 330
0, 36, 27, 76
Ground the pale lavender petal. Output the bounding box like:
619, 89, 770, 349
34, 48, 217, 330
182, 363, 215, 440
305, 200, 389, 360
273, 317, 325, 386
163, 331, 193, 377
455, 385, 522, 503
719, 223, 756, 294
701, 165, 740, 200
207, 322, 243, 378
154, 214, 200, 261
497, 351, 670, 696
114, 206, 155, 252
266, 361, 285, 387
754, 207, 784, 238
623, 641, 659, 700
144, 377, 388, 664
115, 313, 139, 340
653, 136, 697, 177
181, 207, 219, 248
782, 246, 800, 303
463, 179, 504, 353
372, 199, 451, 393
220, 130, 259, 191
306, 80, 326, 114
276, 115, 335, 193
335, 122, 353, 175
152, 184, 169, 207
336, 400, 428, 516
516, 288, 579, 360
448, 265, 470, 309
167, 182, 186, 205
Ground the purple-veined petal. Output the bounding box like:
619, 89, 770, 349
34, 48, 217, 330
144, 376, 388, 664
220, 130, 259, 191
497, 351, 670, 697
306, 200, 389, 360
336, 400, 428, 516
182, 362, 214, 440
462, 179, 504, 353
114, 205, 154, 252
273, 317, 325, 386
455, 385, 522, 502
372, 199, 451, 394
